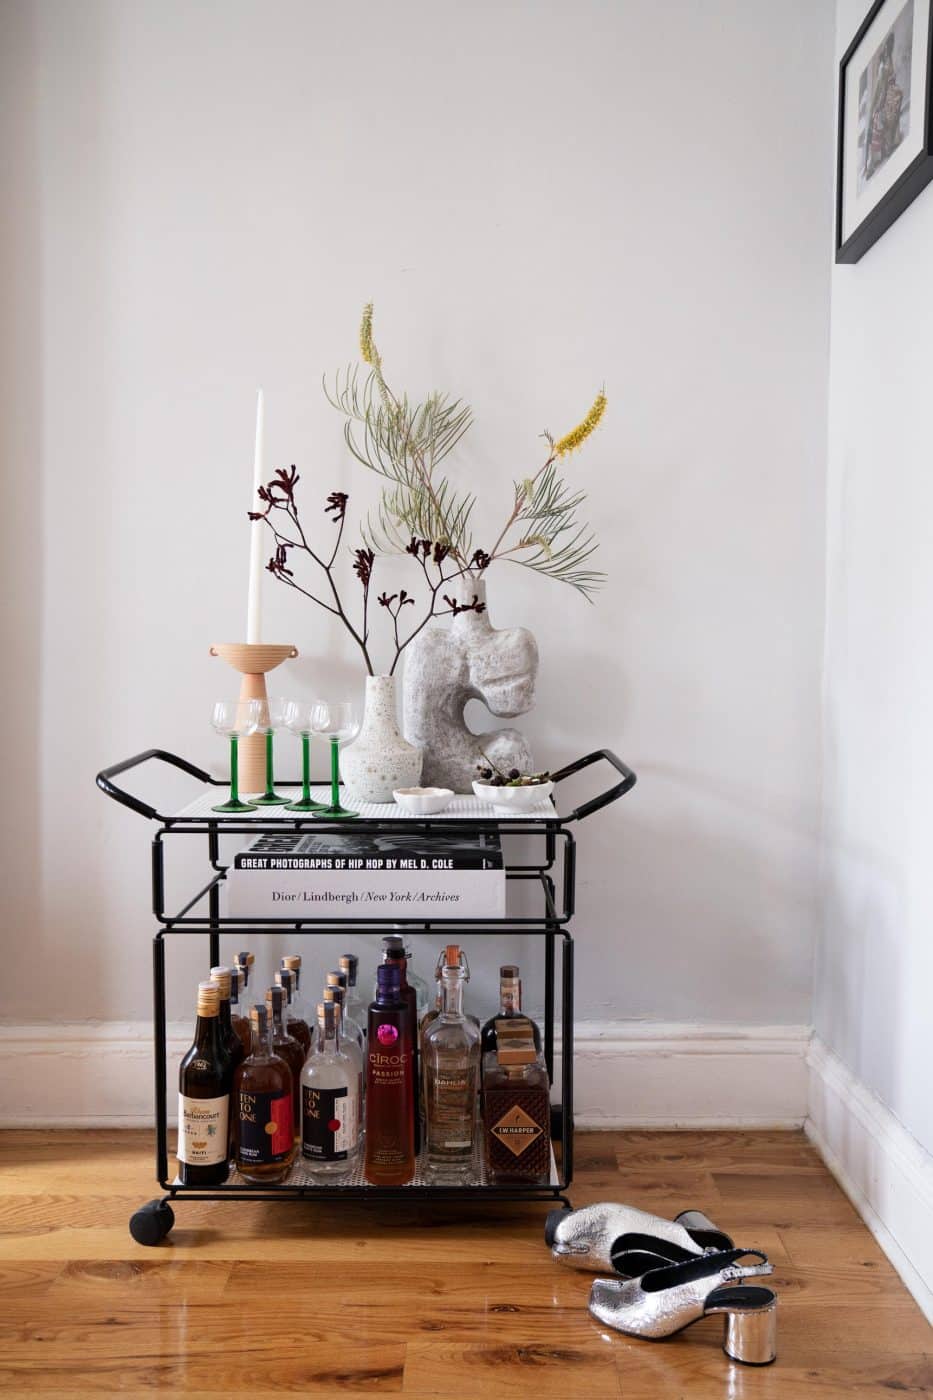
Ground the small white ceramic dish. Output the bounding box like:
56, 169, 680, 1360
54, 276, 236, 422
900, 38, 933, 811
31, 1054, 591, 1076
471, 779, 554, 813
393, 786, 455, 815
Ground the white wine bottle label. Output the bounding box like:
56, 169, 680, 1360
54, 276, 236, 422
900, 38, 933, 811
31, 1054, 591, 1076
177, 1094, 229, 1164
302, 1084, 359, 1161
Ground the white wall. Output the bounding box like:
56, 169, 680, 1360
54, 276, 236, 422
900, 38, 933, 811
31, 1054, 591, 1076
816, 0, 933, 1158
1, 0, 833, 1039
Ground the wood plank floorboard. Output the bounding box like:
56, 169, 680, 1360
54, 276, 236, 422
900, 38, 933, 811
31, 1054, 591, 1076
0, 1129, 929, 1397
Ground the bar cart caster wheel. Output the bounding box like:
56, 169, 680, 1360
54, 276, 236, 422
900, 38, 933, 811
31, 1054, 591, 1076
129, 1199, 174, 1246
544, 1204, 573, 1246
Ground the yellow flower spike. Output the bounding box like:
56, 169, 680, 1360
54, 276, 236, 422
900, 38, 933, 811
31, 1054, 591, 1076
359, 302, 379, 367
553, 390, 607, 457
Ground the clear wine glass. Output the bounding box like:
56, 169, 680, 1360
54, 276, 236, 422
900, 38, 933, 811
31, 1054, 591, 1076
311, 700, 361, 820
210, 699, 261, 813
283, 699, 329, 813
252, 696, 289, 806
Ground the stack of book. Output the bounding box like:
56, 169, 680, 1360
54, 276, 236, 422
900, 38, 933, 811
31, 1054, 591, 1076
224, 831, 506, 919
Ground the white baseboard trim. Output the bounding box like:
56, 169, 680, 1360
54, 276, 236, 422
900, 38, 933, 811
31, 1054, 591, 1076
805, 1035, 933, 1325
0, 1019, 810, 1130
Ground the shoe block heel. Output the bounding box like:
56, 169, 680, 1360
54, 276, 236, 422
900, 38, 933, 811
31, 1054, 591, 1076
706, 1286, 777, 1366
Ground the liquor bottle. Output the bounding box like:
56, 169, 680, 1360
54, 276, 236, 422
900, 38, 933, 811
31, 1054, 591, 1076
264, 985, 305, 1139
380, 938, 422, 1152
177, 981, 233, 1187
364, 963, 416, 1186
480, 965, 542, 1055
338, 953, 366, 1037
482, 1037, 551, 1185
275, 967, 312, 1057
234, 950, 255, 997
301, 1000, 361, 1178
281, 953, 314, 1032
324, 971, 365, 1048
210, 966, 246, 1074
423, 961, 481, 1181
420, 945, 478, 1042
228, 966, 252, 1057
322, 986, 365, 1112
233, 1004, 296, 1183
381, 934, 429, 1015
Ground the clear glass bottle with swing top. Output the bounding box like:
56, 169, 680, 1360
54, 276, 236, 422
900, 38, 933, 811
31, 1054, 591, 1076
300, 1001, 361, 1179
423, 962, 481, 1182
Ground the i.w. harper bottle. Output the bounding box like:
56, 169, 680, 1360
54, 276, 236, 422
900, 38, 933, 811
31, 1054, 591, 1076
301, 1001, 361, 1179
233, 1004, 296, 1183
364, 964, 415, 1185
177, 981, 232, 1186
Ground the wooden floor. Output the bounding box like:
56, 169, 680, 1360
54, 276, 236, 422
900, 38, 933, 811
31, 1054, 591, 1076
0, 1130, 929, 1397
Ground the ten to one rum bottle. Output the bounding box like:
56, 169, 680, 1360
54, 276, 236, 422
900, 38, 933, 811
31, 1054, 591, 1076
364, 964, 416, 1185
275, 967, 312, 1057
233, 1004, 296, 1183
265, 985, 305, 1140
480, 965, 542, 1055
423, 961, 481, 1182
322, 986, 364, 1111
482, 1037, 551, 1185
301, 1001, 361, 1179
227, 966, 252, 1057
177, 982, 232, 1187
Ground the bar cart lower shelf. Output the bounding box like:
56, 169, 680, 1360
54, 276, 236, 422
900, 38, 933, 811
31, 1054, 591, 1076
98, 746, 636, 1243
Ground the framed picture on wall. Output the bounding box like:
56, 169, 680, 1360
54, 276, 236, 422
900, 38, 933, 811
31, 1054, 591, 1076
837, 0, 933, 262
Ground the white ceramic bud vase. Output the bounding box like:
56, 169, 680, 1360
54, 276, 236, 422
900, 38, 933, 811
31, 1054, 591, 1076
340, 674, 423, 803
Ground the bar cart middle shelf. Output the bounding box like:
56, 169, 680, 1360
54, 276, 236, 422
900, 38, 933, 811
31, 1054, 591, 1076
96, 747, 636, 1244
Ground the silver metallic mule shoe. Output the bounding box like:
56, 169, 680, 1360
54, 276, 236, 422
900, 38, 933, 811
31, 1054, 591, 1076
546, 1202, 733, 1274
589, 1248, 777, 1366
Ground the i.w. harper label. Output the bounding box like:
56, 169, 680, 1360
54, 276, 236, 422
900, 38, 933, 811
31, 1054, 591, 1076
177, 1094, 228, 1165
491, 1104, 543, 1158
301, 1084, 359, 1162
236, 1089, 293, 1164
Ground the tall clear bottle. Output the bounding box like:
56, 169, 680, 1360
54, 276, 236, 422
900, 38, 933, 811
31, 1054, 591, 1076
480, 964, 542, 1055
325, 971, 365, 1048
275, 967, 312, 1057
234, 950, 255, 1000
423, 963, 481, 1182
233, 1004, 296, 1183
338, 953, 366, 1038
364, 964, 416, 1186
281, 954, 315, 1040
301, 1001, 361, 1179
177, 982, 233, 1187
322, 986, 365, 1116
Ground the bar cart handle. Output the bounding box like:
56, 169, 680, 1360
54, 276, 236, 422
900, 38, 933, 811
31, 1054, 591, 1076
551, 749, 637, 823
96, 750, 212, 822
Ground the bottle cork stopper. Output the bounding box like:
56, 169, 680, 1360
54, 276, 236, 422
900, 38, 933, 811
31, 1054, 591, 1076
249, 1003, 267, 1032
275, 969, 294, 1001
323, 983, 345, 1004
235, 951, 254, 984
282, 954, 301, 969
265, 985, 283, 1014
338, 953, 358, 985
210, 966, 232, 999
500, 965, 520, 979
326, 970, 347, 989
445, 944, 461, 968
196, 982, 220, 1017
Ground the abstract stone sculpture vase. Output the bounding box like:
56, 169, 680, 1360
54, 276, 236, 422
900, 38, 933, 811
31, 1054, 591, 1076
402, 577, 538, 793
340, 674, 423, 803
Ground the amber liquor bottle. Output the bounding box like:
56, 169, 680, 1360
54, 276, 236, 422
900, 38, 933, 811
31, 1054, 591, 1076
480, 965, 542, 1055
177, 981, 232, 1187
482, 1039, 551, 1185
233, 1004, 296, 1183
275, 967, 312, 1057
227, 966, 252, 1057
265, 985, 305, 1140
210, 967, 246, 1073
364, 964, 416, 1185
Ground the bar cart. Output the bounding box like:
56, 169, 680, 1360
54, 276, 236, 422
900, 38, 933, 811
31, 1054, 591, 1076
96, 748, 636, 1243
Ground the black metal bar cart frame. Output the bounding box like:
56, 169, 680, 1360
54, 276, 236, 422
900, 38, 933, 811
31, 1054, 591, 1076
96, 748, 636, 1243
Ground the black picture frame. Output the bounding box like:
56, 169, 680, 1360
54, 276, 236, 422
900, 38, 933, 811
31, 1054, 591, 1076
836, 0, 933, 263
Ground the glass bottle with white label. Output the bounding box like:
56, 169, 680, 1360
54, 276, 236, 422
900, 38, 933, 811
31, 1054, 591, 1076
322, 986, 365, 1113
301, 1001, 361, 1179
423, 962, 481, 1182
177, 981, 233, 1187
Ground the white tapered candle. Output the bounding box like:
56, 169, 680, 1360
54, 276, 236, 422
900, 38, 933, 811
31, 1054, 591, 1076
246, 388, 265, 644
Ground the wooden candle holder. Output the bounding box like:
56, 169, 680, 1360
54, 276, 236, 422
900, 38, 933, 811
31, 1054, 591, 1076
209, 642, 299, 795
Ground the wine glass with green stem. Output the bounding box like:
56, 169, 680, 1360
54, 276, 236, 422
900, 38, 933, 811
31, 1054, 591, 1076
283, 699, 329, 813
312, 700, 361, 819
210, 698, 262, 813
252, 696, 289, 806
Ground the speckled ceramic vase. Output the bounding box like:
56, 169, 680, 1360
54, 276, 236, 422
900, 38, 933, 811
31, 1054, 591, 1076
340, 674, 423, 803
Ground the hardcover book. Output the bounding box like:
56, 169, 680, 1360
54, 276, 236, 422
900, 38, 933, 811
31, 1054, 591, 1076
224, 832, 506, 919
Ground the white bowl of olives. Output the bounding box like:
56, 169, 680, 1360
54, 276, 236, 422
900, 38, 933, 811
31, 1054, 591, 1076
472, 764, 554, 813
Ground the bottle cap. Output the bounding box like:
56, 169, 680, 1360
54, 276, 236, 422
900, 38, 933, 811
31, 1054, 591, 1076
196, 982, 220, 1017
323, 984, 345, 1006
338, 953, 358, 986
281, 954, 301, 988
445, 944, 461, 969
381, 935, 405, 962
209, 966, 232, 1000
376, 963, 402, 999
249, 1003, 268, 1033
264, 985, 284, 1016
316, 1001, 337, 1030
500, 965, 520, 980
326, 970, 348, 989
229, 967, 241, 1003
235, 951, 255, 984
276, 969, 295, 1002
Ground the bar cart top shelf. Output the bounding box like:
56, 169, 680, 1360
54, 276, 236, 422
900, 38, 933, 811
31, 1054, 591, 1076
97, 746, 637, 830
